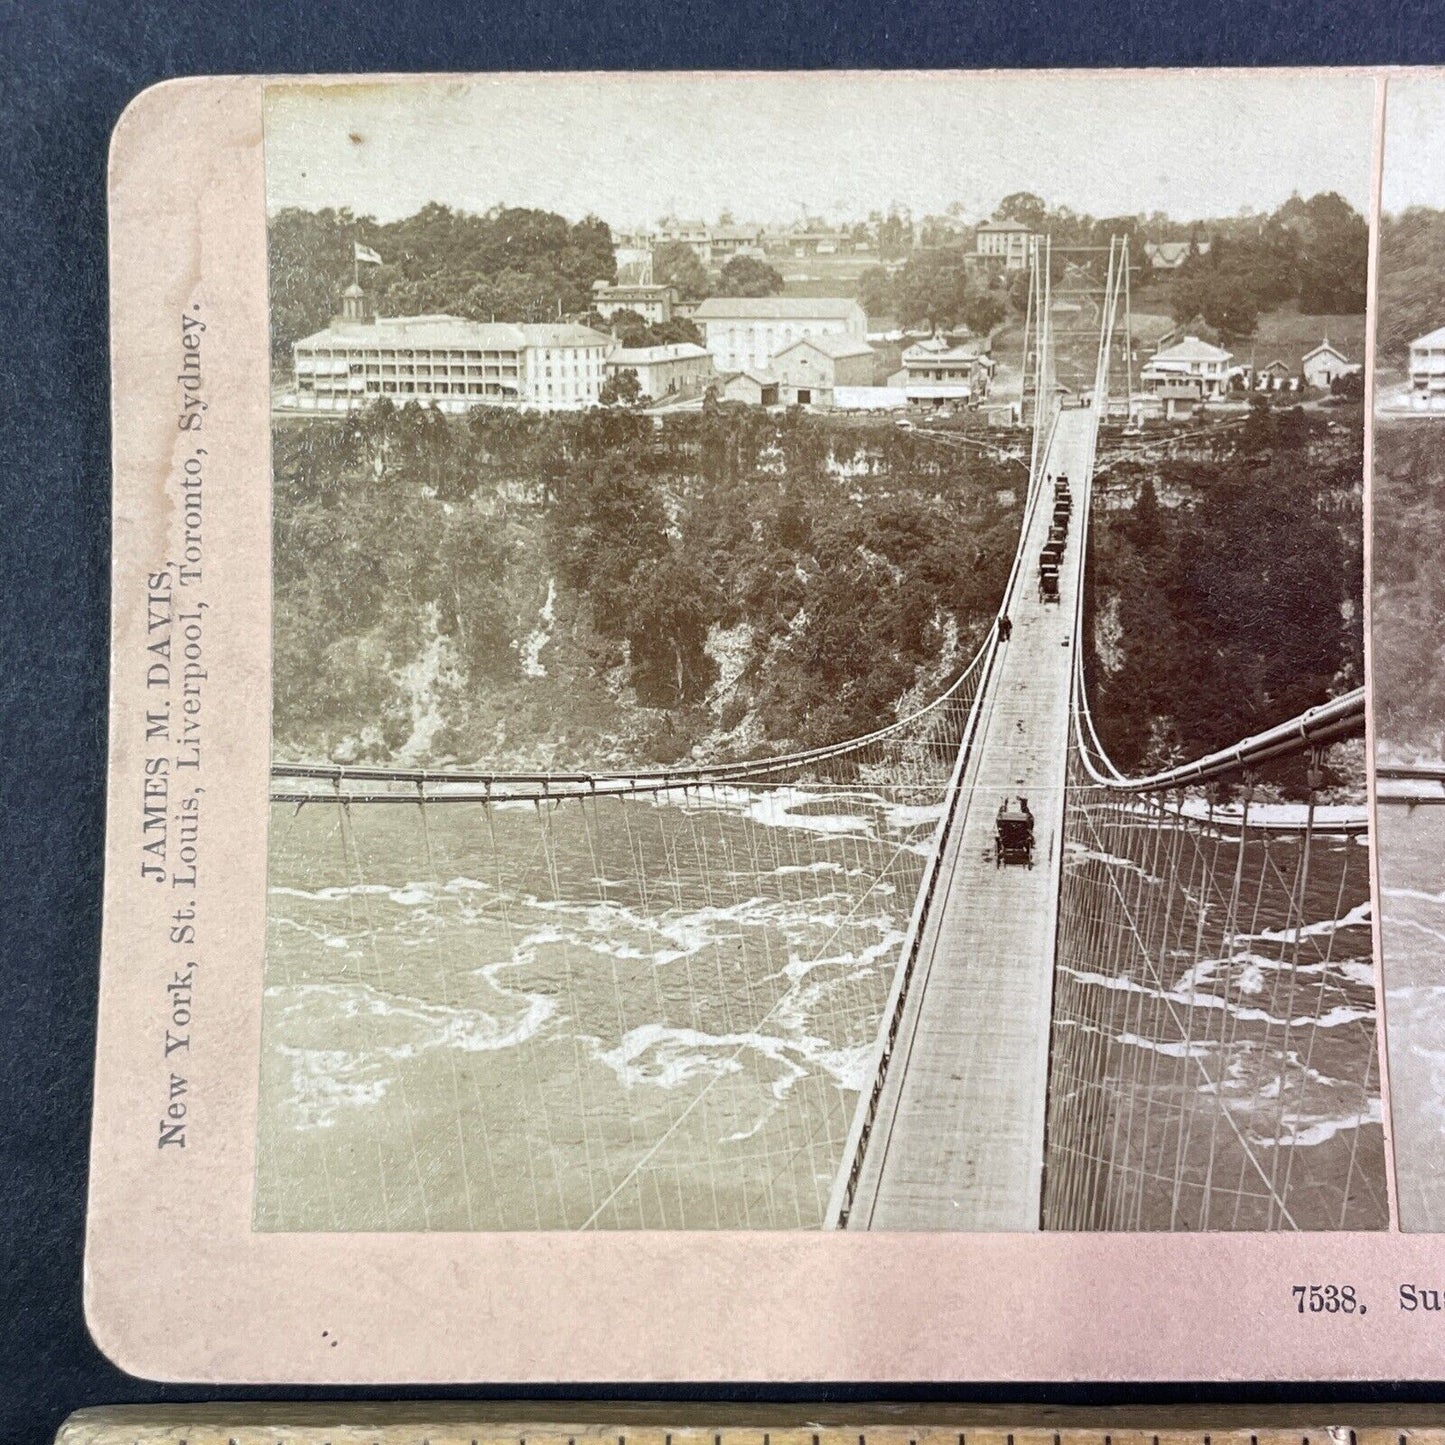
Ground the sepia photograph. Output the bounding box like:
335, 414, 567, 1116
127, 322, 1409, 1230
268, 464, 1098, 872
1369, 72, 1445, 1232
255, 72, 1384, 1235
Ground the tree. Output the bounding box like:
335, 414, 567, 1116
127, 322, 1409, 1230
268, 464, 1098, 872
266, 201, 618, 355
647, 317, 704, 347
625, 552, 719, 707
857, 266, 895, 320
653, 241, 710, 302
891, 250, 1005, 333
546, 458, 670, 639
1087, 412, 1362, 776
1330, 369, 1365, 401
995, 191, 1049, 232
1157, 192, 1367, 337
267, 206, 367, 363
599, 368, 643, 406
1127, 476, 1163, 549
1295, 191, 1369, 314
607, 311, 704, 349
1377, 206, 1445, 361
270, 396, 1047, 769
1169, 269, 1258, 338
716, 254, 785, 297
1374, 425, 1445, 750
877, 208, 909, 261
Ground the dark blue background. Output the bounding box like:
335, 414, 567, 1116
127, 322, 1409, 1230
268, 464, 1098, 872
3, 4, 1442, 1442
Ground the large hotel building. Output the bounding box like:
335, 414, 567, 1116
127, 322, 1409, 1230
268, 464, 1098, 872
289, 285, 613, 413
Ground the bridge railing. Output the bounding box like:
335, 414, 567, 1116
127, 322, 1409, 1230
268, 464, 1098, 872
819, 629, 999, 1229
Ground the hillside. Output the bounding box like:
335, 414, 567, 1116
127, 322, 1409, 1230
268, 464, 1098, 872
271, 404, 1023, 769
272, 395, 1365, 792
1086, 401, 1365, 789
1373, 421, 1445, 758
1377, 207, 1445, 368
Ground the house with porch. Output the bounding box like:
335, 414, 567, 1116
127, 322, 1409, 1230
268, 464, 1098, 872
897, 335, 994, 406
1410, 326, 1445, 410
1141, 335, 1234, 400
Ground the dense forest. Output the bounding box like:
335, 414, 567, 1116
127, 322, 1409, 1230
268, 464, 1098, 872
1376, 207, 1445, 367
1086, 400, 1364, 783
857, 250, 1007, 333
1373, 423, 1445, 757
272, 404, 1021, 768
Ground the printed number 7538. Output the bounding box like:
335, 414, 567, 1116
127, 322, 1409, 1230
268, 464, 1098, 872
1292, 1284, 1365, 1315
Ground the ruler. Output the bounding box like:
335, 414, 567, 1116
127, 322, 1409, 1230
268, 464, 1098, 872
50, 1408, 1445, 1445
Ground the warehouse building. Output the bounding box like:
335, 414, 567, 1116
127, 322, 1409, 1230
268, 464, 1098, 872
692, 296, 868, 374
771, 333, 878, 407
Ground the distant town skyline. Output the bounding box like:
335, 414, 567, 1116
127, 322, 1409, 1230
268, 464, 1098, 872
265, 72, 1375, 230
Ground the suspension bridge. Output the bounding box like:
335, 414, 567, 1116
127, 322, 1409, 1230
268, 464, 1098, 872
260, 237, 1385, 1235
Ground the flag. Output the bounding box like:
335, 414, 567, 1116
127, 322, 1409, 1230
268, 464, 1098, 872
354, 242, 383, 266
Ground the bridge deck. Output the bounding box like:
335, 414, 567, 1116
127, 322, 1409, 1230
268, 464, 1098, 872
845, 407, 1096, 1231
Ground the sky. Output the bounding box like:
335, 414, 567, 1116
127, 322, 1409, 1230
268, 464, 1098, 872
1382, 72, 1445, 214
264, 71, 1377, 229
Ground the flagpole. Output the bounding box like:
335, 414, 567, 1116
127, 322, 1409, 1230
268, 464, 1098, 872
354, 239, 359, 288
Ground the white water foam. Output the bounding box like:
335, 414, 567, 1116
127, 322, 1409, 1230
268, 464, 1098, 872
1059, 964, 1374, 1032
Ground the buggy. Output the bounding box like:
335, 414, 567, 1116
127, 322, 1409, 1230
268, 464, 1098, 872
995, 798, 1035, 868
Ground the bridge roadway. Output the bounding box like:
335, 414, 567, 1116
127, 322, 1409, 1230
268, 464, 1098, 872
843, 406, 1098, 1230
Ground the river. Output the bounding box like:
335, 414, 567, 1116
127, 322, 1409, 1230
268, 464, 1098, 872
1376, 802, 1445, 1231
255, 786, 1385, 1231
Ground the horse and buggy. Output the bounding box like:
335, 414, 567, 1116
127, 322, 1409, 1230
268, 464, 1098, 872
994, 797, 1036, 868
